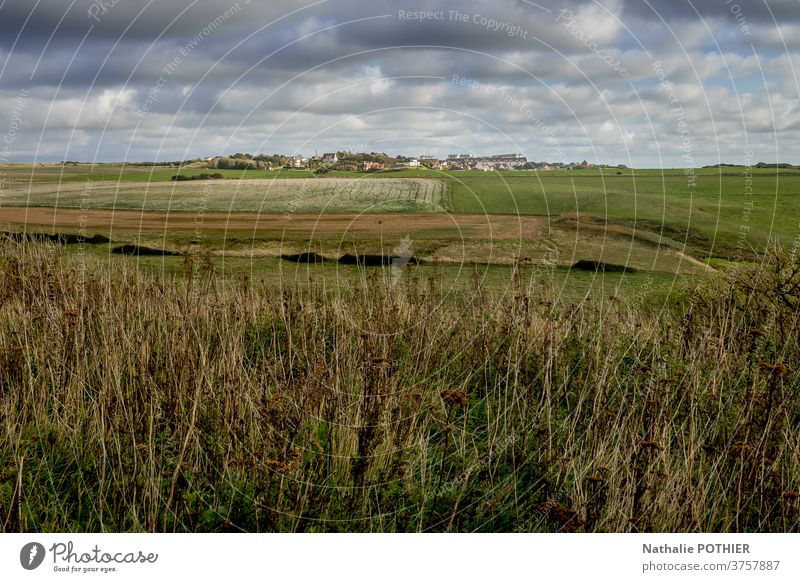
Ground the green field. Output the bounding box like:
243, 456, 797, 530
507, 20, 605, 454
3, 163, 798, 283
5, 164, 797, 253
3, 163, 799, 533
447, 171, 798, 256
63, 242, 683, 307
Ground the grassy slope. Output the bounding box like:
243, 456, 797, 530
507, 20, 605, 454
1, 240, 797, 532
447, 172, 799, 255
64, 243, 681, 303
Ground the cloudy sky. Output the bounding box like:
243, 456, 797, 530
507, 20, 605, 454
0, 0, 798, 166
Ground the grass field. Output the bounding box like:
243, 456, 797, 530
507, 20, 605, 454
1, 240, 797, 532
5, 162, 796, 282
447, 171, 799, 257
0, 206, 705, 277
4, 163, 797, 262
62, 244, 683, 306
1, 162, 799, 533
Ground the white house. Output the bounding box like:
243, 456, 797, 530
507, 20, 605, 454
286, 156, 308, 168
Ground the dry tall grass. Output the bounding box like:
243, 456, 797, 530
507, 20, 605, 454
0, 239, 798, 532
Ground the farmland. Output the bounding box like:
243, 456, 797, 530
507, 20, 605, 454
0, 162, 732, 311
446, 170, 800, 257
4, 162, 797, 281
1, 162, 800, 533
0, 176, 446, 214
5, 164, 797, 257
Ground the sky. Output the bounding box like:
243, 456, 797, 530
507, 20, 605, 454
0, 0, 798, 166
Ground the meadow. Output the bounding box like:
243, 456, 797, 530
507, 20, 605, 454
1, 163, 799, 532
0, 239, 797, 532
6, 162, 796, 280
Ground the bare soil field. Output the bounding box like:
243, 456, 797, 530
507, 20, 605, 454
0, 206, 564, 267
0, 206, 545, 240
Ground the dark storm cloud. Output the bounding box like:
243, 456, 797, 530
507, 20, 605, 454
622, 0, 800, 23
0, 0, 287, 45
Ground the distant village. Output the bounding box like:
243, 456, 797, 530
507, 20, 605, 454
202, 151, 628, 172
